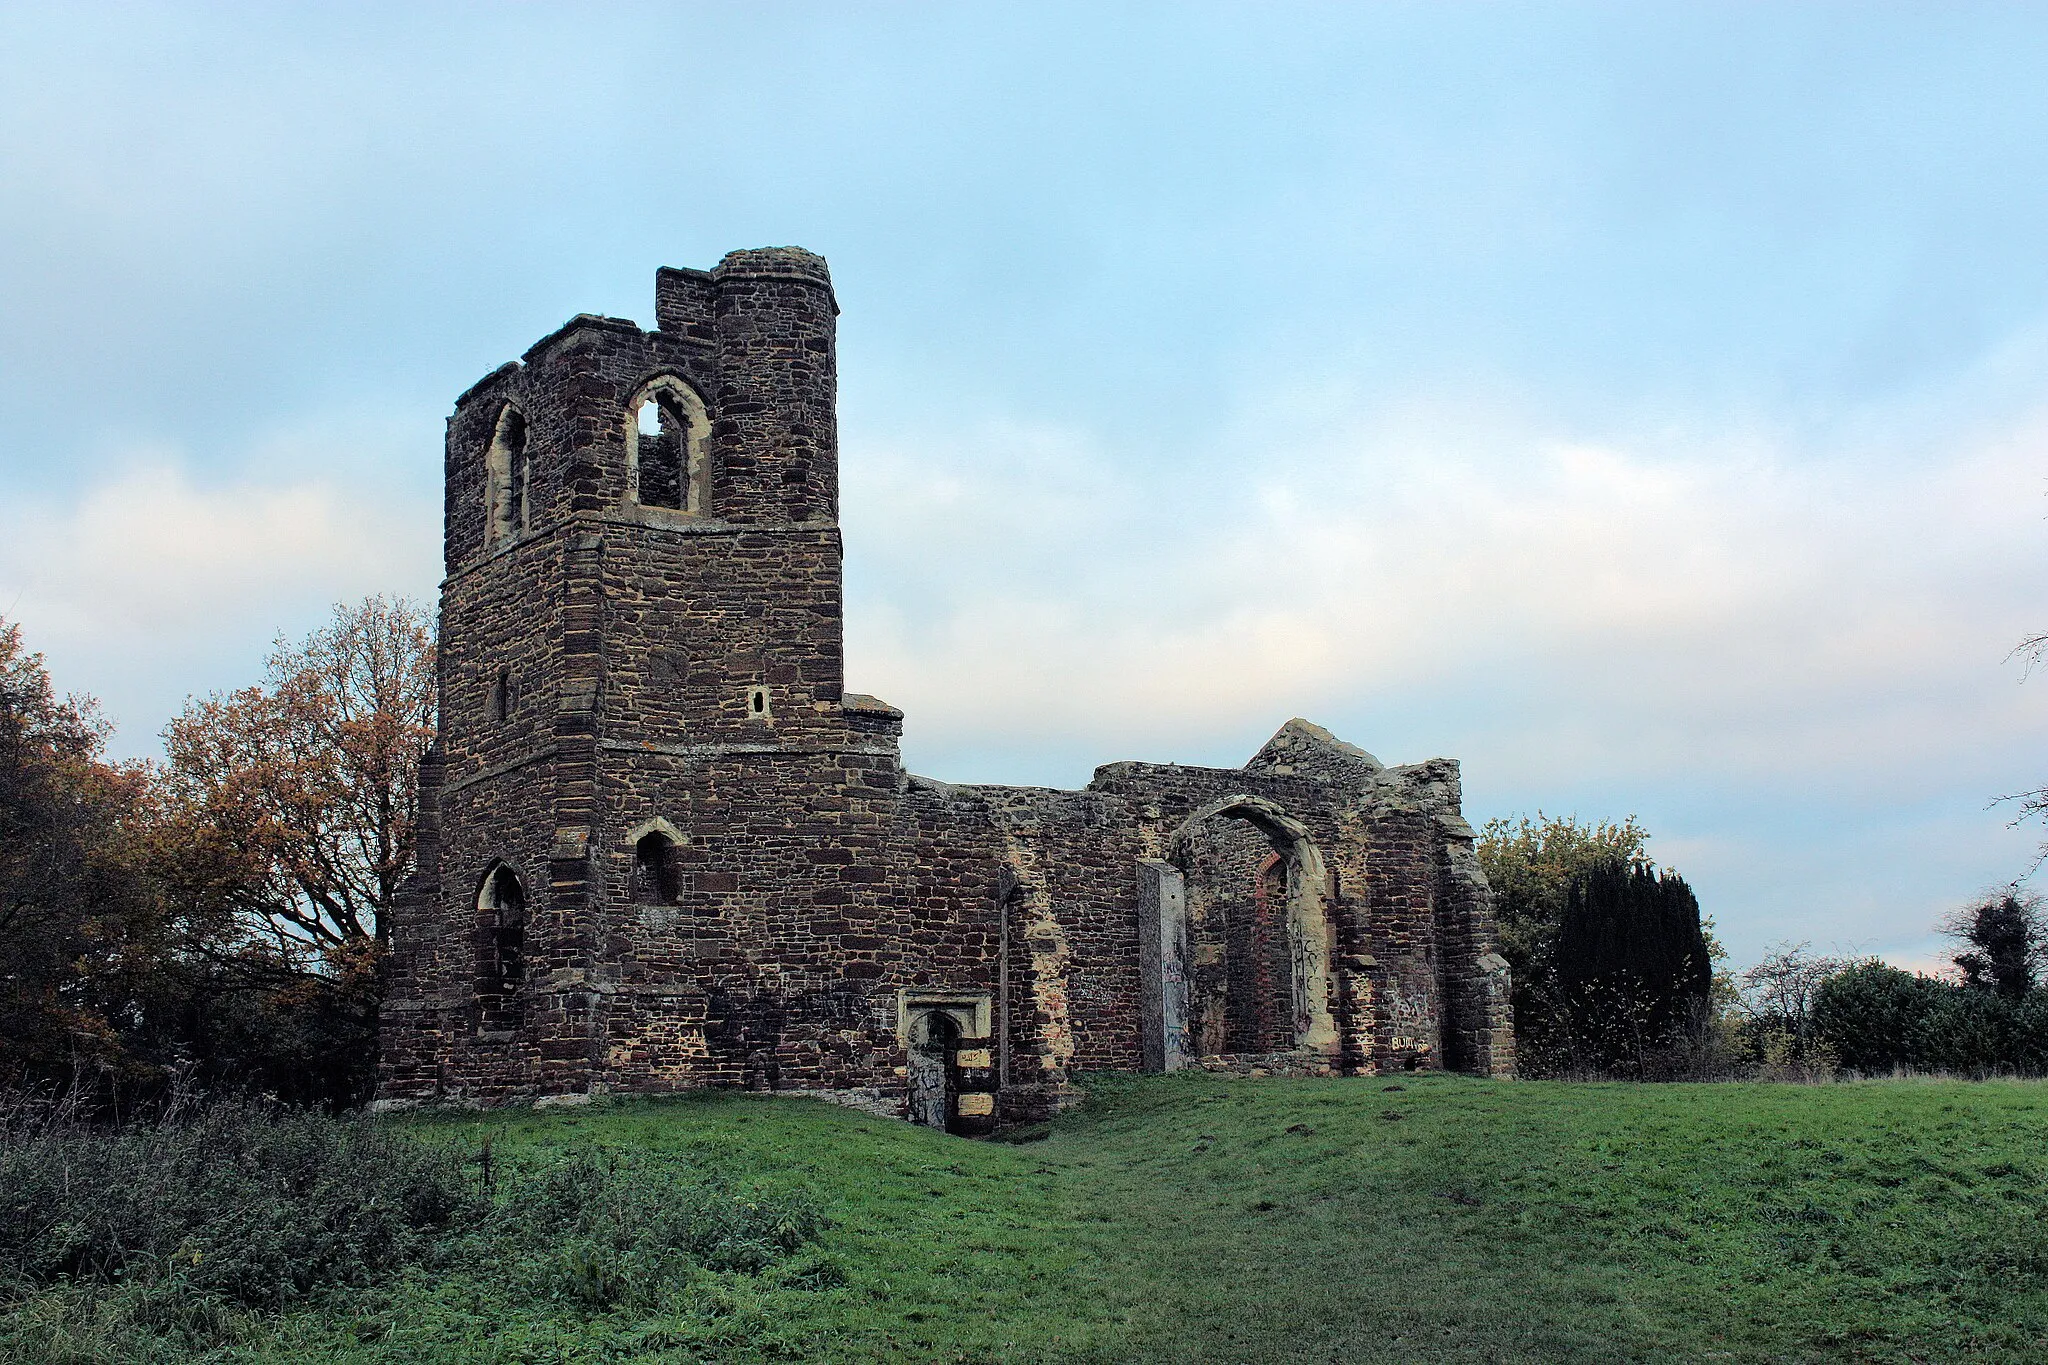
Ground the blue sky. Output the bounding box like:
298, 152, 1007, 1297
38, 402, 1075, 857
3, 3, 2046, 970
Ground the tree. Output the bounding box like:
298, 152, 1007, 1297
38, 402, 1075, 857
1940, 888, 2046, 999
138, 597, 435, 1109
0, 617, 164, 1088
156, 596, 435, 962
1740, 941, 1852, 1050
1477, 812, 1650, 1059
2002, 631, 2048, 869
0, 602, 435, 1108
1554, 863, 1713, 1075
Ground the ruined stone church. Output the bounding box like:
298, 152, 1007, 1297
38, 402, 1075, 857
377, 248, 1514, 1130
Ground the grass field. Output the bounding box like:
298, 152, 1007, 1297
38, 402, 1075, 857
15, 1073, 2048, 1362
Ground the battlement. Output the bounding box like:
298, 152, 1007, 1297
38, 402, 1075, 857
444, 249, 839, 572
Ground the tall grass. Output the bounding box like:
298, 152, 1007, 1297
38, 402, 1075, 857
0, 1093, 828, 1362
0, 1092, 472, 1310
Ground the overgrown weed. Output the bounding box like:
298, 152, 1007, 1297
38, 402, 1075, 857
0, 1095, 829, 1363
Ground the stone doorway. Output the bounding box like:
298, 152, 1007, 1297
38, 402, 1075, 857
906, 1009, 960, 1131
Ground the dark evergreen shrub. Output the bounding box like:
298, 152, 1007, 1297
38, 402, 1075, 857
1554, 863, 1712, 1072
2009, 991, 2048, 1074
1914, 986, 2011, 1075
1811, 963, 2048, 1076
1812, 963, 1933, 1072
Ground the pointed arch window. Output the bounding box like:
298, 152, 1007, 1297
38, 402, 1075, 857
626, 378, 708, 514
633, 829, 682, 904
485, 406, 530, 545
476, 862, 527, 1030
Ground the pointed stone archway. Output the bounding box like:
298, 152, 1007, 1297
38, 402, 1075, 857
1140, 795, 1339, 1072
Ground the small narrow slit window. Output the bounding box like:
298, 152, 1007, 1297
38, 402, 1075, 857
505, 411, 528, 531
476, 863, 527, 1029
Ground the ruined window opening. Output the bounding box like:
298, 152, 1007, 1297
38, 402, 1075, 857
1162, 797, 1337, 1067
505, 411, 528, 531
635, 394, 684, 508
485, 405, 529, 546
1222, 849, 1288, 1054
626, 378, 708, 514
476, 863, 527, 1029
633, 830, 682, 904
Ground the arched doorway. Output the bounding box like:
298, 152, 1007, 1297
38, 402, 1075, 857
1148, 796, 1338, 1068
906, 1010, 960, 1131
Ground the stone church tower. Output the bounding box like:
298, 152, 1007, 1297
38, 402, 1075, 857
379, 248, 1514, 1127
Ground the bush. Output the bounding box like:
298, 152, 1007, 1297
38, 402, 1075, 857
0, 1100, 473, 1309
1813, 963, 1934, 1073
1915, 985, 2009, 1074
483, 1149, 829, 1308
1812, 963, 2048, 1076
1554, 864, 1712, 1074
0, 1094, 832, 1355
2009, 991, 2048, 1073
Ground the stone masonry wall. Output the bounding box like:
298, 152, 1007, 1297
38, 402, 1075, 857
376, 249, 1514, 1125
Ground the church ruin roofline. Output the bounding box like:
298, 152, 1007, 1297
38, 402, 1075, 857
900, 717, 1442, 802
520, 312, 644, 363
454, 360, 521, 410
1248, 717, 1385, 772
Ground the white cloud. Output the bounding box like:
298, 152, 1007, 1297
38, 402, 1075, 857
841, 375, 2048, 964
847, 390, 2048, 781
0, 452, 437, 758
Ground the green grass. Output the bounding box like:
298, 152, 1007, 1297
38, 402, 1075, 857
14, 1073, 2048, 1362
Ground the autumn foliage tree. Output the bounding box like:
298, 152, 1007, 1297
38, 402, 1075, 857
0, 619, 163, 1089
147, 596, 436, 1106
0, 600, 434, 1108
157, 596, 435, 962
